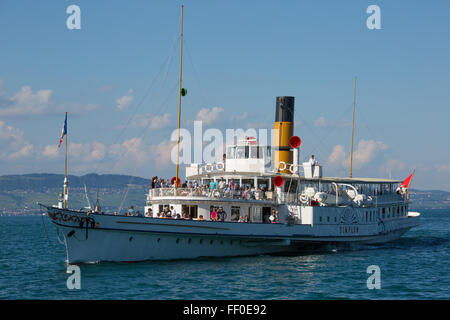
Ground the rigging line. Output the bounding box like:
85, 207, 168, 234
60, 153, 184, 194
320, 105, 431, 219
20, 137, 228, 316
108, 80, 180, 173
89, 32, 180, 180
112, 80, 180, 210
39, 206, 52, 246
184, 40, 210, 109
298, 103, 354, 162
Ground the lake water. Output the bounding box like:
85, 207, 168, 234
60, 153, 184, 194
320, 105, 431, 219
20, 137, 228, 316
0, 209, 449, 299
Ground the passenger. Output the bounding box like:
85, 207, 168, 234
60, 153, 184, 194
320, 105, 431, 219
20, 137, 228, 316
211, 207, 218, 221
218, 207, 227, 222
145, 208, 152, 217
244, 215, 250, 223
170, 206, 176, 216
135, 211, 143, 217
156, 212, 161, 218
210, 180, 217, 191
269, 209, 276, 223
113, 211, 119, 216
228, 179, 235, 196
218, 177, 226, 192
309, 154, 318, 166
238, 216, 244, 223
176, 213, 181, 219
127, 206, 135, 216
198, 215, 204, 221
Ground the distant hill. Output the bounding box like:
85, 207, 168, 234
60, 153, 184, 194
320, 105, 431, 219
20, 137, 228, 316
0, 173, 449, 215
0, 173, 151, 215
0, 173, 150, 191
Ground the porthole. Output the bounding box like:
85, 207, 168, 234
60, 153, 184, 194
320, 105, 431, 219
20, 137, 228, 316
188, 238, 192, 244
210, 240, 214, 245
200, 239, 203, 244
176, 238, 180, 244
129, 236, 133, 242
157, 238, 161, 243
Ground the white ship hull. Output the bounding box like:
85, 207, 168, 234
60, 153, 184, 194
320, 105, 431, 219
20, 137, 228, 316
45, 206, 420, 263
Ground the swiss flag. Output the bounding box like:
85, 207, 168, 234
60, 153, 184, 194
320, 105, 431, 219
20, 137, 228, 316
398, 170, 415, 191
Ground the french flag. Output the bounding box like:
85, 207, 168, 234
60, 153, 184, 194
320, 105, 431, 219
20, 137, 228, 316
58, 112, 67, 148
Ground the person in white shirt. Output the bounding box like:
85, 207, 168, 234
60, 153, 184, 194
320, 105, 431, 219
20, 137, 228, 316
309, 155, 318, 166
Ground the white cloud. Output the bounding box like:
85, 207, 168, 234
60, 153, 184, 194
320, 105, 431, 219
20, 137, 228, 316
230, 112, 248, 122
109, 137, 176, 170
116, 90, 134, 110
70, 141, 106, 162
195, 107, 224, 125
314, 116, 328, 128
0, 84, 100, 116
352, 140, 388, 168
0, 86, 52, 116
133, 113, 171, 129
42, 145, 59, 159
109, 137, 147, 165
326, 139, 388, 169
327, 144, 346, 166
0, 120, 34, 159
436, 164, 450, 172
314, 116, 351, 128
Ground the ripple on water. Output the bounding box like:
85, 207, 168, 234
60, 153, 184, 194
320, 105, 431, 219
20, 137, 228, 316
0, 211, 449, 299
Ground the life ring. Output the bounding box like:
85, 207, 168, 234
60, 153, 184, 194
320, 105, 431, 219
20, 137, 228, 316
289, 164, 297, 174
204, 163, 214, 173
299, 193, 308, 204
279, 161, 287, 171
216, 162, 224, 171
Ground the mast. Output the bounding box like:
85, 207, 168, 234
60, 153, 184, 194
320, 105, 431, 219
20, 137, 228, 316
175, 4, 184, 191
350, 76, 357, 178
64, 112, 68, 208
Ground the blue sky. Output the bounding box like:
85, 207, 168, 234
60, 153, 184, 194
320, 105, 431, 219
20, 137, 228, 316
0, 0, 449, 191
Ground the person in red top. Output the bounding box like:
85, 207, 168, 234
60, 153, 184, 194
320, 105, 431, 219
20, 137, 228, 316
211, 207, 218, 221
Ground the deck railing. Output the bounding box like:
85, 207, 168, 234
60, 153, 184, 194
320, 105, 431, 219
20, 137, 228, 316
147, 188, 407, 207
148, 188, 278, 203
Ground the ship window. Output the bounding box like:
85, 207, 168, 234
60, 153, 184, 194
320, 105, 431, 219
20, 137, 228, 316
265, 146, 272, 161
319, 216, 322, 222
250, 146, 259, 159
231, 206, 240, 221
327, 216, 330, 223
227, 146, 236, 159
236, 146, 249, 159
366, 212, 368, 222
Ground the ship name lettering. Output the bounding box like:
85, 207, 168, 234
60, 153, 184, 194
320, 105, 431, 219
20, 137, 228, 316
340, 226, 359, 234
